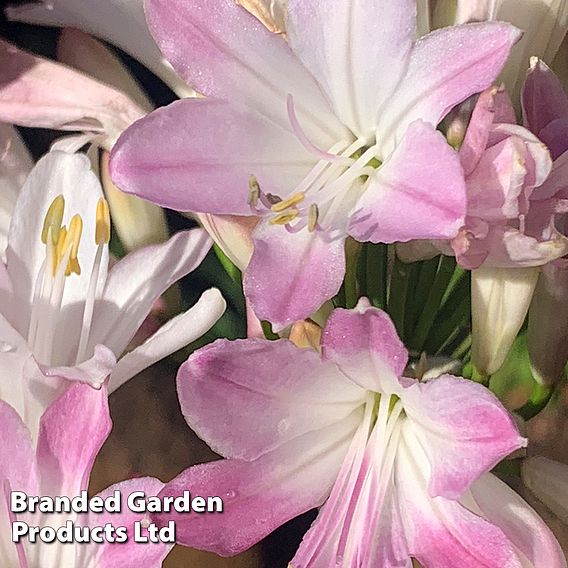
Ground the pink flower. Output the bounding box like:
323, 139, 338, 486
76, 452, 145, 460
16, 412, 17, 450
0, 382, 171, 568
450, 86, 568, 269
0, 151, 225, 440
151, 301, 563, 566
110, 0, 520, 329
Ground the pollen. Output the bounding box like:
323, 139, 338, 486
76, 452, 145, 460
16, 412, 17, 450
248, 175, 260, 207
307, 203, 319, 232
270, 192, 305, 212
269, 209, 299, 225
41, 195, 65, 245
95, 198, 111, 245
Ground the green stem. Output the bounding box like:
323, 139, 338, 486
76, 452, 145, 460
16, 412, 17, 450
344, 241, 361, 309
387, 256, 411, 338
213, 243, 241, 285
408, 255, 456, 352
405, 256, 439, 339
261, 320, 279, 340
366, 243, 387, 309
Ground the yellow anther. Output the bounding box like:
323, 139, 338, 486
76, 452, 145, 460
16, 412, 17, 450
95, 198, 111, 245
269, 209, 299, 225
41, 195, 65, 245
308, 203, 319, 232
270, 192, 305, 213
66, 215, 83, 262
248, 175, 260, 207
55, 227, 68, 267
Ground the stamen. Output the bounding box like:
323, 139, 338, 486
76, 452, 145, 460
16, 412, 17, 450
95, 198, 111, 245
287, 94, 349, 163
308, 204, 319, 232
269, 210, 299, 225
271, 192, 305, 212
64, 215, 83, 276
247, 175, 260, 207
41, 195, 65, 245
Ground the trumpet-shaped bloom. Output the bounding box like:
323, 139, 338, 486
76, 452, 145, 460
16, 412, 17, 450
110, 0, 520, 328
152, 302, 564, 566
0, 150, 225, 439
0, 382, 171, 568
4, 0, 192, 98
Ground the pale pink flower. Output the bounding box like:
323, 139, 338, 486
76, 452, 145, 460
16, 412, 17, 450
151, 302, 563, 567
110, 0, 520, 329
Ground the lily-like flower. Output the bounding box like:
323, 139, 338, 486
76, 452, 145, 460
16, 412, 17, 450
0, 382, 171, 567
433, 0, 568, 104
0, 150, 225, 439
4, 0, 193, 98
0, 123, 32, 258
110, 0, 520, 329
151, 301, 564, 566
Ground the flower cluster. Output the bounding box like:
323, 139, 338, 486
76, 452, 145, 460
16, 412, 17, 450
0, 0, 568, 566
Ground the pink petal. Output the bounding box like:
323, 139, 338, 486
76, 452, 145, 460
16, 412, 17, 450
83, 477, 172, 568
471, 472, 567, 568
153, 414, 360, 556
110, 98, 317, 215
177, 337, 365, 461
321, 301, 408, 391
396, 430, 522, 568
401, 374, 526, 499
349, 120, 466, 243
460, 87, 515, 176
0, 40, 144, 150
244, 222, 346, 330
146, 0, 346, 144
286, 0, 415, 138
109, 288, 226, 393
377, 22, 521, 155
36, 382, 111, 497
523, 58, 568, 149
0, 400, 38, 566
88, 228, 211, 357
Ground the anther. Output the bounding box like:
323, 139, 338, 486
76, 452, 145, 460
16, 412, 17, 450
269, 210, 299, 225
95, 198, 111, 245
64, 215, 83, 276
248, 175, 260, 207
271, 192, 305, 213
308, 203, 319, 232
41, 195, 65, 245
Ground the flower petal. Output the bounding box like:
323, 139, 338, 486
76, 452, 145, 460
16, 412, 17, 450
6, 0, 191, 97
88, 228, 211, 357
0, 40, 144, 150
0, 399, 39, 566
244, 222, 346, 330
401, 374, 526, 499
0, 124, 31, 260
108, 288, 226, 393
349, 120, 466, 243
177, 337, 364, 461
321, 301, 408, 392
110, 98, 317, 215
472, 470, 567, 568
6, 151, 105, 342
377, 22, 521, 156
397, 429, 522, 568
286, 0, 415, 138
79, 477, 171, 568
145, 0, 345, 142
36, 382, 111, 497
153, 413, 360, 556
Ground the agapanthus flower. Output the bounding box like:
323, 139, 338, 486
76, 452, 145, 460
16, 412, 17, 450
0, 382, 171, 568
110, 0, 520, 329
0, 150, 225, 439
152, 301, 564, 566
